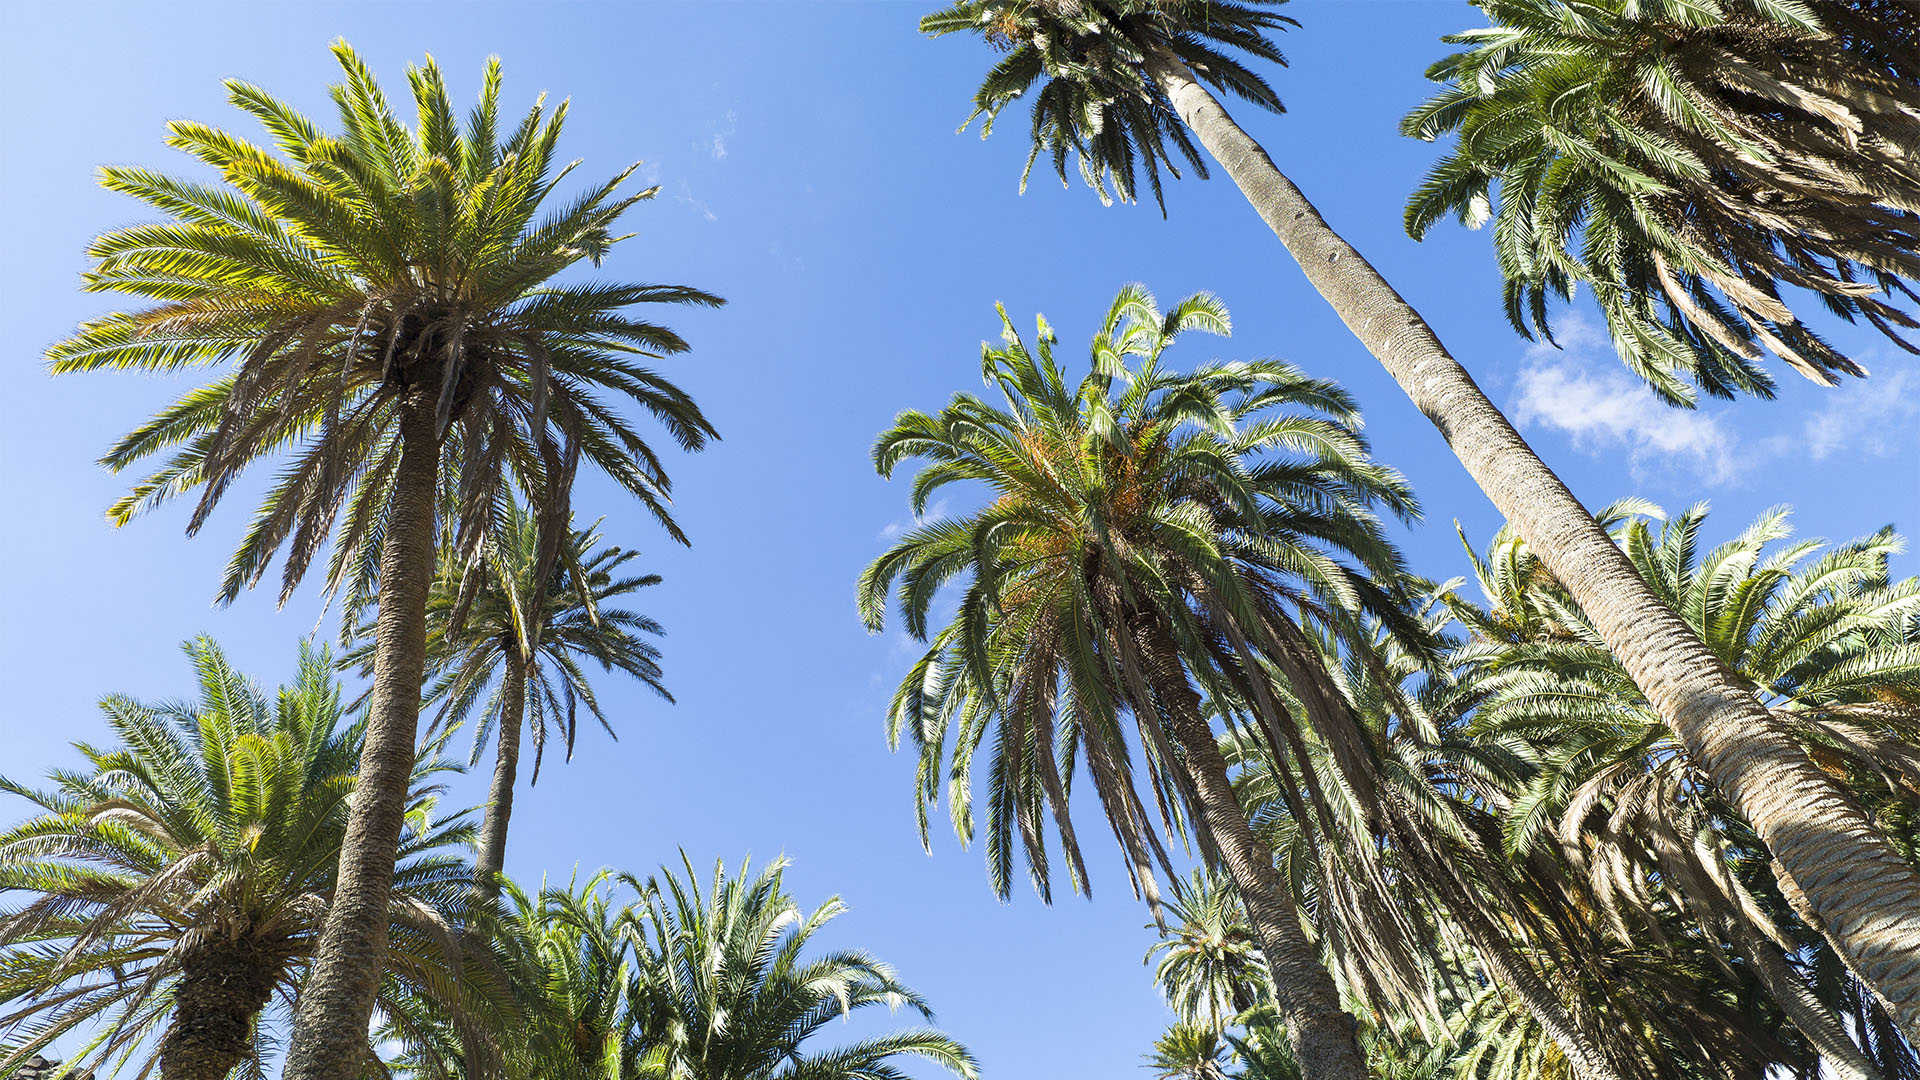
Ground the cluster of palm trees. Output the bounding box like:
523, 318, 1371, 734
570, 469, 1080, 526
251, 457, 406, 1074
3, 0, 1919, 1077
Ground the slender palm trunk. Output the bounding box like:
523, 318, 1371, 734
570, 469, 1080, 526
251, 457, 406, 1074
1137, 624, 1371, 1080
473, 658, 527, 895
1142, 48, 1920, 1037
158, 938, 279, 1080
284, 401, 440, 1080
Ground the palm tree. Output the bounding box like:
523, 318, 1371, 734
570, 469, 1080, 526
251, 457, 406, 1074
1450, 502, 1920, 1077
0, 639, 480, 1080
918, 0, 1920, 1035
1146, 871, 1268, 1033
1147, 1023, 1233, 1080
45, 45, 721, 1077
351, 500, 670, 893
385, 860, 975, 1080
861, 285, 1420, 1078
625, 855, 977, 1080
1404, 0, 1920, 404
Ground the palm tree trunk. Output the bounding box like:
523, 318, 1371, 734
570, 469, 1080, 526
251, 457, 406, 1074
1141, 47, 1920, 1038
473, 657, 527, 895
284, 400, 440, 1080
158, 937, 280, 1080
1137, 623, 1371, 1080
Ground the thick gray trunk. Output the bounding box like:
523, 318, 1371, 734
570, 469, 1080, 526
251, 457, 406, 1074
1143, 49, 1920, 1039
473, 658, 526, 895
283, 401, 440, 1080
1138, 624, 1371, 1080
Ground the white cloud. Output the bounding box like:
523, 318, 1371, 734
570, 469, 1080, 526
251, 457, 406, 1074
710, 134, 728, 160
1513, 358, 1741, 485
675, 181, 717, 222
1509, 314, 1919, 488
1802, 368, 1920, 461
706, 109, 737, 161
877, 499, 949, 542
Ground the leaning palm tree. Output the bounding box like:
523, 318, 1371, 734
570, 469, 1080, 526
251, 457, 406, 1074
918, 0, 1920, 1034
624, 855, 977, 1080
349, 500, 670, 892
0, 639, 481, 1080
861, 285, 1420, 1077
45, 45, 720, 1077
1452, 502, 1920, 1078
1405, 0, 1920, 404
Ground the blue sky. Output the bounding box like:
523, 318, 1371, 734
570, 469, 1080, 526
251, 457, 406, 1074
4, 2, 1918, 1077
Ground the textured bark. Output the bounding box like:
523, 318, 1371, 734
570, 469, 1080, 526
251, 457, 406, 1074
1137, 623, 1371, 1080
473, 658, 526, 895
158, 937, 279, 1080
283, 401, 440, 1080
1142, 47, 1920, 1040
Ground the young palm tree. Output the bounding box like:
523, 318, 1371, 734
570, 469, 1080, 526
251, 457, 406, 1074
625, 855, 977, 1080
1145, 871, 1269, 1033
861, 286, 1419, 1077
350, 500, 670, 892
918, 0, 1920, 1035
1147, 1023, 1233, 1080
46, 45, 720, 1077
1404, 0, 1920, 404
0, 639, 478, 1080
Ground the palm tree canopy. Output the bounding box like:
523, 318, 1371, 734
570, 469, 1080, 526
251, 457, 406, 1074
627, 855, 977, 1080
47, 41, 722, 605
351, 499, 671, 781
1405, 0, 1920, 404
921, 0, 1295, 209
0, 639, 478, 1079
860, 284, 1416, 904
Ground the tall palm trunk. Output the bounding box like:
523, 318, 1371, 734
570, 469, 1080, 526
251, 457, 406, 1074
158, 937, 280, 1080
285, 400, 441, 1080
1137, 624, 1371, 1080
1141, 47, 1920, 1037
474, 657, 527, 895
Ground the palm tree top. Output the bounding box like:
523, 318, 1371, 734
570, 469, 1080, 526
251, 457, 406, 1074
48, 40, 723, 603
922, 0, 1296, 208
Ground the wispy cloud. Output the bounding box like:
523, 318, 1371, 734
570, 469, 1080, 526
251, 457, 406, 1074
676, 180, 717, 222
707, 109, 737, 161
1514, 361, 1741, 484
877, 498, 949, 542
1510, 315, 1919, 487
1802, 368, 1920, 461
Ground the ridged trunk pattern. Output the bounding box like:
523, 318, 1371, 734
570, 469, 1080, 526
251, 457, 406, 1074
473, 658, 527, 894
1142, 47, 1920, 1041
157, 936, 279, 1080
1138, 623, 1372, 1080
283, 400, 441, 1080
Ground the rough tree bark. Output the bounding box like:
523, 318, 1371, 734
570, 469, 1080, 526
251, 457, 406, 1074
1141, 46, 1920, 1039
283, 399, 440, 1080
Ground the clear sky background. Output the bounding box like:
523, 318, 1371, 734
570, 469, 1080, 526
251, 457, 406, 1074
4, 2, 1918, 1077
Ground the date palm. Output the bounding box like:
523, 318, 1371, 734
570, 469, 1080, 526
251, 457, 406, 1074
45, 44, 720, 1078
861, 285, 1418, 1077
351, 500, 670, 893
0, 639, 478, 1080
919, 0, 1920, 1036
1404, 0, 1920, 404
1146, 871, 1268, 1033
1454, 503, 1920, 1077
625, 855, 978, 1080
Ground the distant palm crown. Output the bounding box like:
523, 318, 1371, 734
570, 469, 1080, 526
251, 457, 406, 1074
0, 640, 473, 1078
860, 285, 1415, 902
1406, 0, 1920, 404
47, 42, 720, 603
922, 0, 1295, 208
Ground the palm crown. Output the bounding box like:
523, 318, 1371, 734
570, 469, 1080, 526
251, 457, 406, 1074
47, 41, 722, 604
0, 639, 475, 1080
922, 0, 1295, 209
1405, 0, 1920, 404
860, 284, 1415, 902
